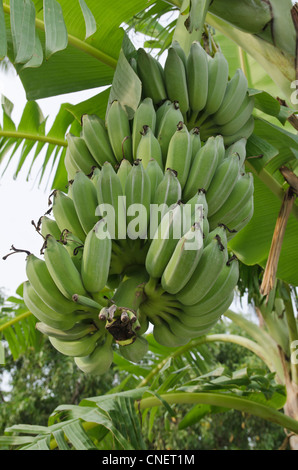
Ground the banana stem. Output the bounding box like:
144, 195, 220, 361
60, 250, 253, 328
283, 284, 298, 385
136, 391, 298, 434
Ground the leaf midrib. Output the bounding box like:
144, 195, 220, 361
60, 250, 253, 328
2, 2, 118, 69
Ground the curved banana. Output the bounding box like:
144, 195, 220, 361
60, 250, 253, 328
66, 133, 98, 174
156, 101, 184, 164
106, 100, 133, 163
215, 134, 226, 164
125, 159, 151, 240
82, 114, 118, 167
146, 158, 164, 202
165, 122, 192, 190
152, 316, 189, 347
145, 202, 185, 279
132, 97, 156, 158
223, 115, 255, 147
176, 234, 228, 306
40, 215, 61, 240
136, 48, 167, 106
119, 335, 148, 363
208, 172, 254, 230
25, 253, 79, 314
152, 168, 182, 227
164, 46, 189, 116
205, 152, 241, 217
60, 229, 84, 272
96, 161, 126, 240
226, 197, 254, 240
197, 51, 229, 123
117, 158, 132, 193
186, 40, 209, 116
161, 222, 204, 295
74, 336, 114, 375
185, 188, 209, 237
52, 190, 86, 242
81, 220, 112, 294
23, 281, 94, 331
225, 137, 247, 167
71, 171, 99, 235
213, 68, 248, 126
186, 256, 239, 316
182, 136, 219, 202
49, 329, 102, 357
64, 147, 79, 180
177, 290, 235, 327
219, 94, 255, 136
36, 321, 97, 341
136, 125, 163, 169
44, 234, 88, 300
189, 127, 201, 163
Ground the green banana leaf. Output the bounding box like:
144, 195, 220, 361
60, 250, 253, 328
1, 0, 156, 99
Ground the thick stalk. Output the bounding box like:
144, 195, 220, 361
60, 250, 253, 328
224, 310, 285, 382
137, 333, 271, 388
137, 391, 298, 434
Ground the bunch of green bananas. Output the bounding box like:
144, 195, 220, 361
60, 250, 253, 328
18, 41, 256, 373
135, 40, 255, 145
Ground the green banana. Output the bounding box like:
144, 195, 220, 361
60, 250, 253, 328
171, 39, 187, 66
213, 68, 249, 126
90, 167, 101, 188
182, 136, 219, 202
106, 100, 133, 163
161, 222, 204, 295
189, 127, 201, 163
125, 159, 151, 240
60, 230, 84, 272
64, 147, 79, 180
219, 94, 255, 136
132, 97, 156, 158
136, 125, 163, 169
74, 336, 114, 375
71, 171, 99, 235
43, 234, 88, 300
226, 197, 254, 239
165, 122, 192, 190
136, 48, 167, 106
96, 161, 126, 240
51, 190, 86, 242
215, 134, 226, 164
223, 115, 255, 147
116, 158, 132, 193
185, 189, 209, 237
179, 290, 235, 326
145, 202, 185, 279
158, 309, 214, 339
81, 220, 112, 294
205, 152, 241, 217
40, 215, 61, 240
186, 255, 239, 316
49, 329, 102, 357
156, 101, 184, 164
198, 51, 229, 123
176, 234, 228, 306
25, 253, 80, 314
36, 321, 97, 341
146, 158, 164, 202
151, 173, 183, 240
82, 114, 118, 167
208, 172, 254, 230
23, 281, 94, 331
155, 99, 172, 134
225, 137, 247, 167
164, 46, 189, 116
152, 316, 189, 347
204, 224, 228, 250
186, 40, 209, 116
66, 133, 98, 174
119, 335, 148, 363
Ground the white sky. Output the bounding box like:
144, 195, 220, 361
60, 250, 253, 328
0, 68, 103, 297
